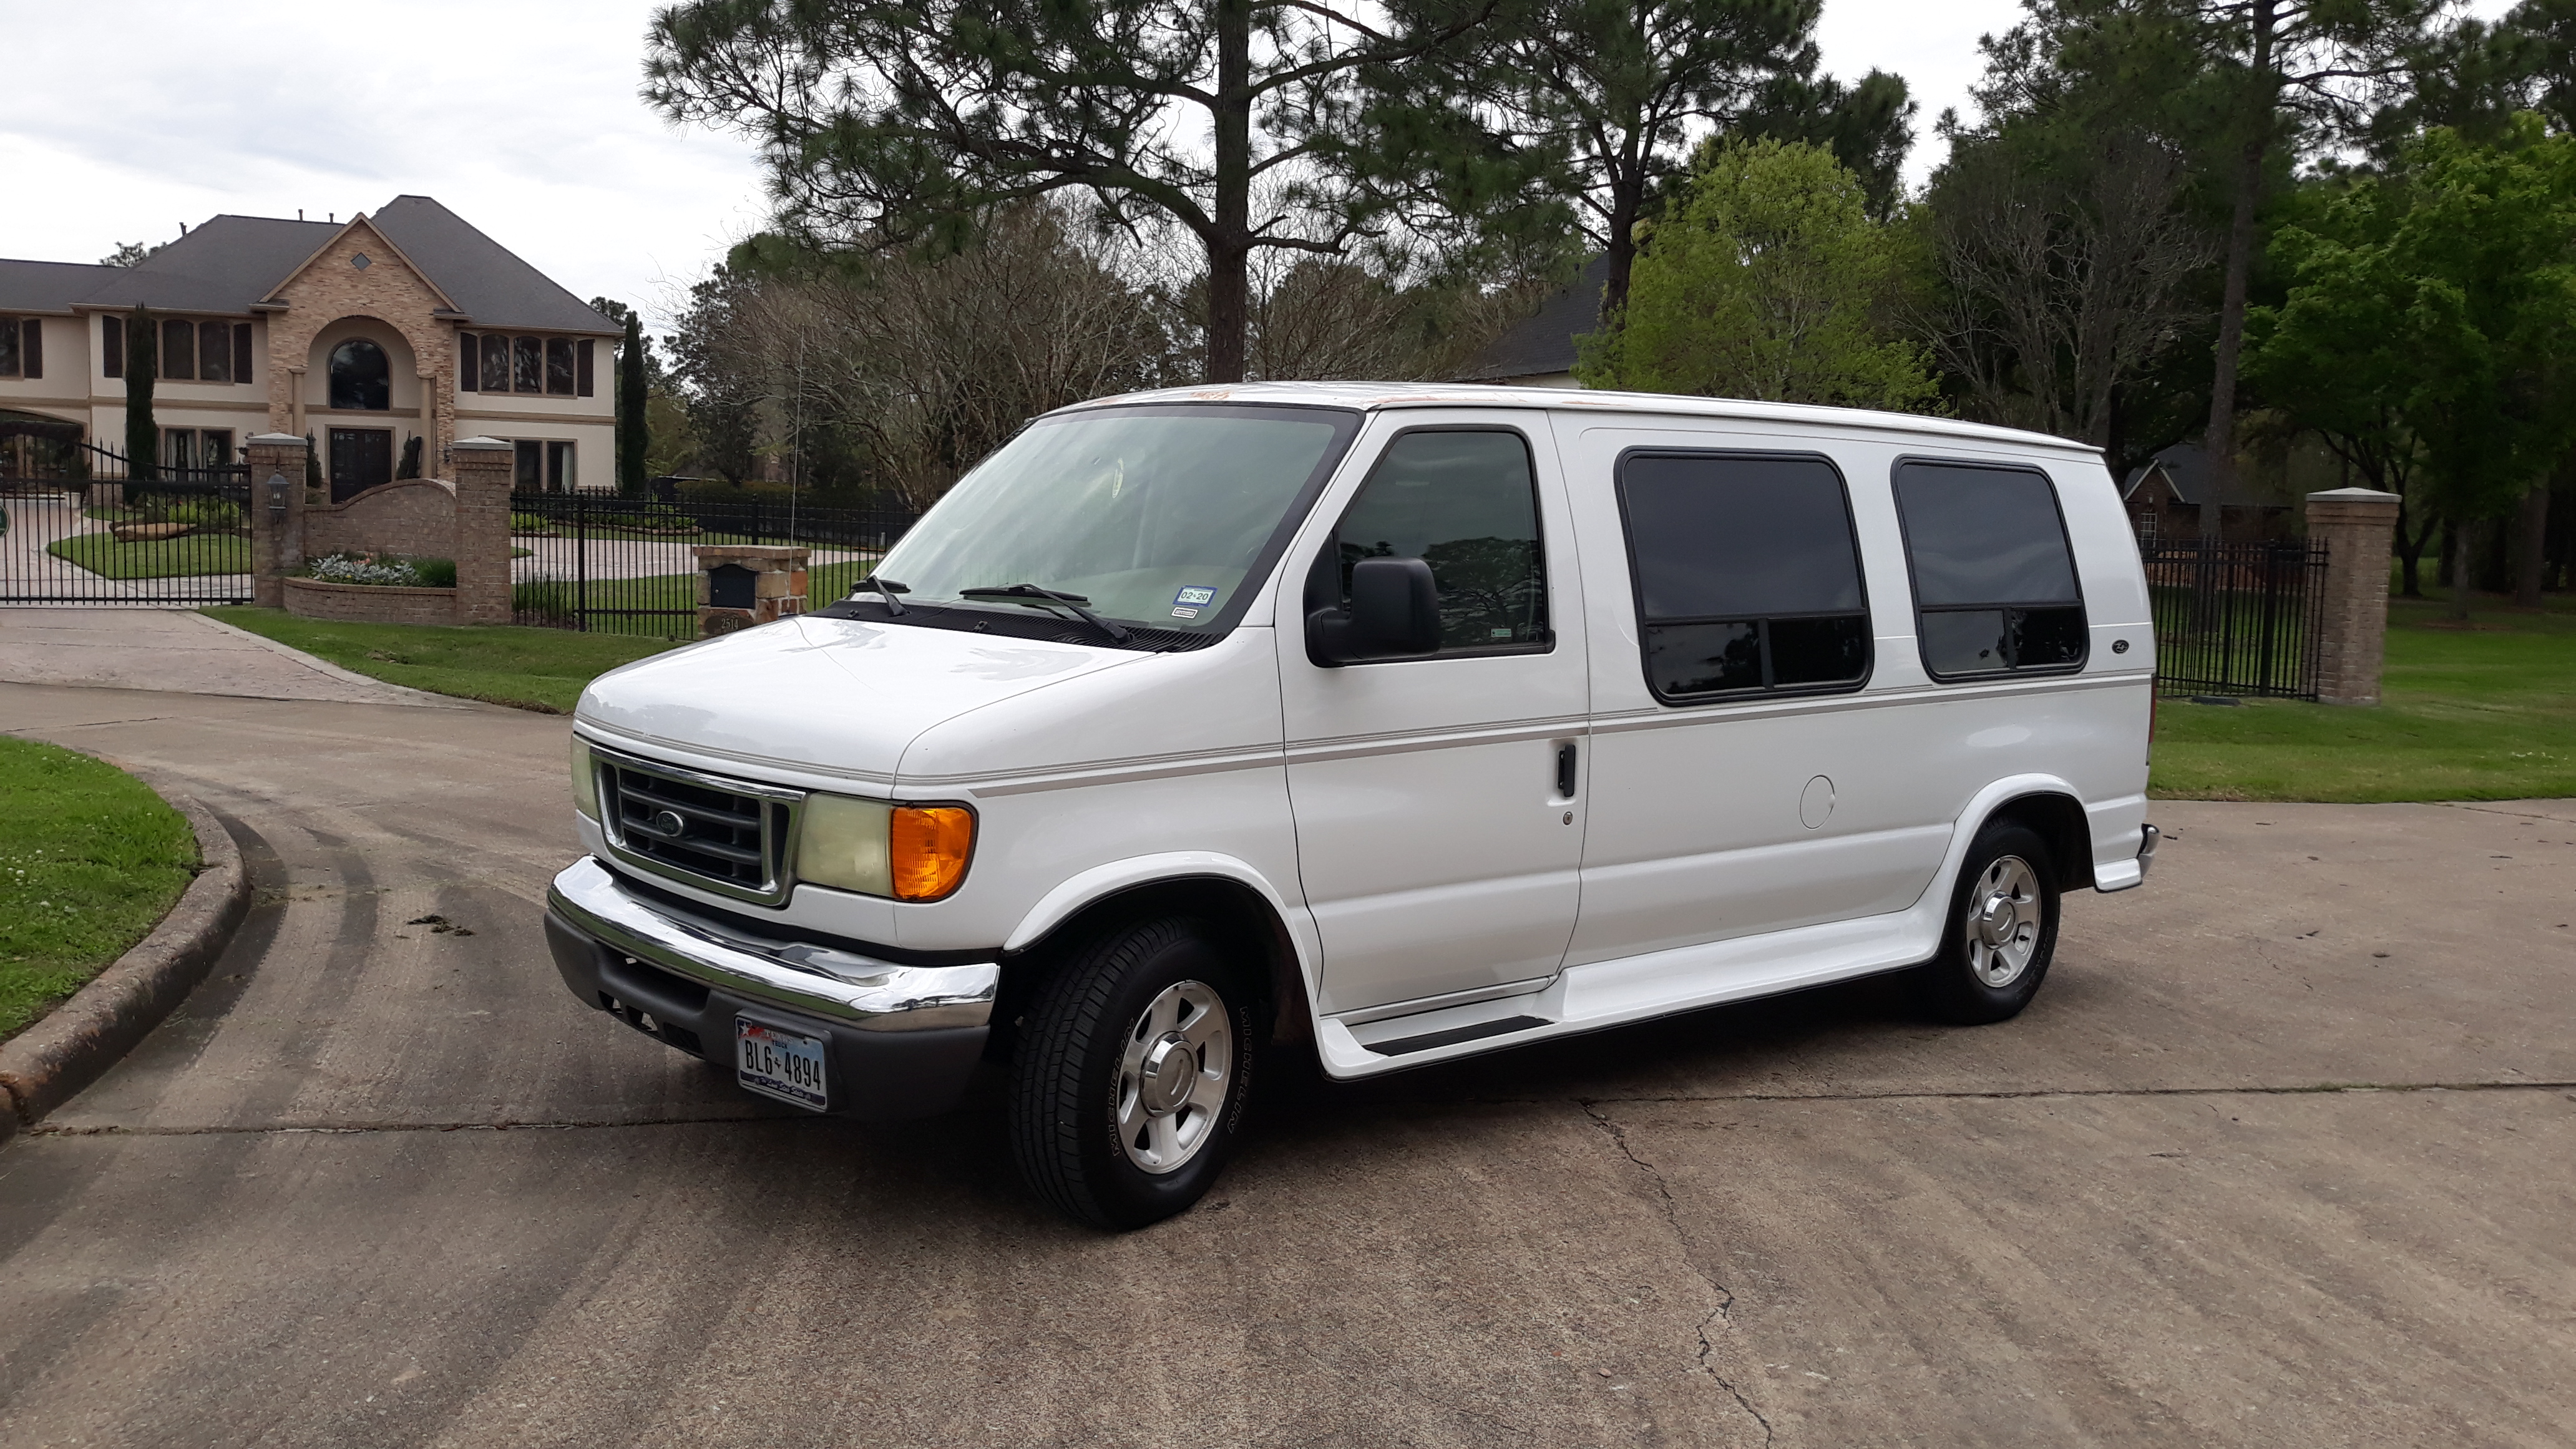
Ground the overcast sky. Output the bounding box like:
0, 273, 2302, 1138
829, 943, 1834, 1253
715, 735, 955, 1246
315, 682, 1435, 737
1, 0, 2516, 335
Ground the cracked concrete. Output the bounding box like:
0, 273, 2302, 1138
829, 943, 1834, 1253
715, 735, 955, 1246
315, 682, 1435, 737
2, 679, 2572, 1448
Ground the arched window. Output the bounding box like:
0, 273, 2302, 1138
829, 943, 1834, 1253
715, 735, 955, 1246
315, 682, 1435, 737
328, 338, 389, 411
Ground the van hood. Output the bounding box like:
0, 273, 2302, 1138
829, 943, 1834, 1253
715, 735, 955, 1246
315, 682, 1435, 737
573, 614, 1144, 788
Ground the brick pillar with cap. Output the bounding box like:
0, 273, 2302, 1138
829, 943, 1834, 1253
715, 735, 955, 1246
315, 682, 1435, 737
246, 432, 308, 608
2306, 487, 2401, 706
450, 437, 515, 625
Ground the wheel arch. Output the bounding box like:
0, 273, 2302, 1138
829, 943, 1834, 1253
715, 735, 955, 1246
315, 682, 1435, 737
1983, 789, 2096, 890
995, 857, 1317, 1060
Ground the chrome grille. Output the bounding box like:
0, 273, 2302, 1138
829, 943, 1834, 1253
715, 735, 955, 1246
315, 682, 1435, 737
593, 747, 802, 905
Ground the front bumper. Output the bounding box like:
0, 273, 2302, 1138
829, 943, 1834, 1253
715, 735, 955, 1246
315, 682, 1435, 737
544, 856, 996, 1120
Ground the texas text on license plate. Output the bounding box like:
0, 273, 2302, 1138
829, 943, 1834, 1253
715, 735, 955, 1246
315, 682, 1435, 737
736, 1017, 829, 1110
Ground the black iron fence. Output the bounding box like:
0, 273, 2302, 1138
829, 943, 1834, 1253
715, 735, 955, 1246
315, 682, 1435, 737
1, 475, 255, 605
2137, 537, 2328, 700
511, 491, 917, 638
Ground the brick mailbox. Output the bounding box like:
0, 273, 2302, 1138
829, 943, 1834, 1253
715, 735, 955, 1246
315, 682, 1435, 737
693, 544, 809, 637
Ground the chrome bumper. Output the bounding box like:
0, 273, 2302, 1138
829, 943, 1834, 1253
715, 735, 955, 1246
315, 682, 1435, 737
545, 856, 997, 1032
2137, 822, 2160, 880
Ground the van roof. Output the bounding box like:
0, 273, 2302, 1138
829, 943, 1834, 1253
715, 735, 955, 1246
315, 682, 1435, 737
1052, 381, 2100, 457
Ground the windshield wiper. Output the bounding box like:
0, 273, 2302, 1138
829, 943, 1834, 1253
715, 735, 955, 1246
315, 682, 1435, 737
957, 583, 1133, 644
852, 574, 909, 615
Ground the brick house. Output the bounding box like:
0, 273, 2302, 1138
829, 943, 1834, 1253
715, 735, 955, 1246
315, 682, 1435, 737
2120, 442, 2295, 544
0, 196, 618, 497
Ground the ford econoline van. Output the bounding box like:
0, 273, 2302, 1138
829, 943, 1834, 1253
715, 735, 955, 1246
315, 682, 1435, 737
545, 383, 2157, 1229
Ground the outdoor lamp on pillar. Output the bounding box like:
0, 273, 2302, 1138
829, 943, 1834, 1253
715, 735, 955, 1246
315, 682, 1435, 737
265, 472, 290, 516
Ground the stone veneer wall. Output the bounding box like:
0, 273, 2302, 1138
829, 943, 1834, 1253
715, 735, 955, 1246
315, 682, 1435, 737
301, 479, 459, 561
283, 577, 458, 625
263, 217, 457, 460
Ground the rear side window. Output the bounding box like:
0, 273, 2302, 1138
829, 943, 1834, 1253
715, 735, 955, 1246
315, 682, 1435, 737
1316, 428, 1551, 655
1893, 461, 2086, 678
1617, 451, 1870, 702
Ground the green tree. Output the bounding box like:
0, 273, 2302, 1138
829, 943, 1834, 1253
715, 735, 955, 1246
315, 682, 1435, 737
618, 314, 650, 495
645, 0, 1491, 384
2255, 118, 2576, 616
122, 308, 156, 483
1340, 0, 1913, 316
1576, 139, 1937, 408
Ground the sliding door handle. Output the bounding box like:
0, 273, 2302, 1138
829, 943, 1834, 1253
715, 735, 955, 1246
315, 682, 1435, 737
1554, 741, 1578, 799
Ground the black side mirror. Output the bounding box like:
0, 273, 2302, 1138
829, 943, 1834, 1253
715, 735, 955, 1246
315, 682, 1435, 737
1309, 555, 1440, 665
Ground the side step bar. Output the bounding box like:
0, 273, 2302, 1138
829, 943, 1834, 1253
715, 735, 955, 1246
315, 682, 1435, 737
1367, 1014, 1552, 1058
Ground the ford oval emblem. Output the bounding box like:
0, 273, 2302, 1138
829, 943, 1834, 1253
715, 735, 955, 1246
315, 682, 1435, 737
651, 809, 686, 837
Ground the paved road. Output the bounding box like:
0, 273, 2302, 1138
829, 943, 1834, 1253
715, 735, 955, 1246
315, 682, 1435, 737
0, 608, 459, 706
1, 680, 2570, 1448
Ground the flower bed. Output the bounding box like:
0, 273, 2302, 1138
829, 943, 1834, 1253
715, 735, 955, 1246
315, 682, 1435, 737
304, 551, 458, 588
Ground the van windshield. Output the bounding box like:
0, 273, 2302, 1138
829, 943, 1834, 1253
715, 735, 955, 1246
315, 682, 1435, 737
868, 404, 1360, 632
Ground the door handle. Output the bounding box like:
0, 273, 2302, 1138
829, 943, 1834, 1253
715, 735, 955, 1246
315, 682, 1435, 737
1555, 741, 1578, 799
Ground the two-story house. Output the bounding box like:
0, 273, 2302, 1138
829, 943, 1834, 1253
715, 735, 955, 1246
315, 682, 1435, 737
0, 195, 618, 497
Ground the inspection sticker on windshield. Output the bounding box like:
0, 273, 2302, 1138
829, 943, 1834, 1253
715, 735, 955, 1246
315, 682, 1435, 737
1171, 585, 1217, 619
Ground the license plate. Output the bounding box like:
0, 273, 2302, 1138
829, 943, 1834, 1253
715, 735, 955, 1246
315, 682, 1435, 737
736, 1017, 829, 1110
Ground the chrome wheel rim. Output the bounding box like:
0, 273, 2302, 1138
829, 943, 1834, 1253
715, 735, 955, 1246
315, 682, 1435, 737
1116, 980, 1232, 1175
1963, 855, 2042, 988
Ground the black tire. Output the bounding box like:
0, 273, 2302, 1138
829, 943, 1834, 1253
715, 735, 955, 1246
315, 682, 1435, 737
1915, 821, 2061, 1025
1008, 915, 1263, 1230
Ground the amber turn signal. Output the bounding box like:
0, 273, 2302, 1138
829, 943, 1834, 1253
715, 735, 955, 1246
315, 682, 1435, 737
889, 806, 975, 901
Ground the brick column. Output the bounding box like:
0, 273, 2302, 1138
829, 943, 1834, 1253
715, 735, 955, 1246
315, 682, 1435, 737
693, 544, 810, 637
2306, 487, 2401, 706
245, 432, 309, 608
450, 437, 515, 626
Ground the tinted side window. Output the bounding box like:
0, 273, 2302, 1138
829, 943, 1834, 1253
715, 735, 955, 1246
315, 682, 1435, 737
1319, 429, 1550, 655
1617, 452, 1870, 701
1893, 461, 2086, 678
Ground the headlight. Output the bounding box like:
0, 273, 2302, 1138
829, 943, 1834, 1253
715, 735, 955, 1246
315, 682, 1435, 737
570, 736, 599, 820
797, 793, 892, 895
794, 796, 974, 902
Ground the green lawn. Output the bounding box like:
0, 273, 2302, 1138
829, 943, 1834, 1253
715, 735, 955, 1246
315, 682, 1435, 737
203, 607, 679, 714
47, 529, 252, 579
0, 738, 202, 1042
2150, 590, 2576, 802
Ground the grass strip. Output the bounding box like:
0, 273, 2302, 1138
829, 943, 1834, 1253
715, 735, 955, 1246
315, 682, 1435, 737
2150, 591, 2576, 802
0, 738, 201, 1042
202, 607, 678, 715
46, 530, 252, 580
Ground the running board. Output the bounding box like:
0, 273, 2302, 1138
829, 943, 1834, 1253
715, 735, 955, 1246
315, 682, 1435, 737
1365, 1014, 1552, 1057
1315, 905, 1943, 1080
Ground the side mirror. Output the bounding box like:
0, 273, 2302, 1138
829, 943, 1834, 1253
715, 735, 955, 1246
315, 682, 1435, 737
1309, 555, 1440, 665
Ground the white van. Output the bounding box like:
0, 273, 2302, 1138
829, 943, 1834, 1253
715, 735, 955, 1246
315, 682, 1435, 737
545, 383, 2157, 1228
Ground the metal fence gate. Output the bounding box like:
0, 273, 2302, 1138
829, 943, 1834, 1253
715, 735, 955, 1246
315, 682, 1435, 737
2137, 538, 2330, 700
511, 492, 917, 638
1, 444, 254, 606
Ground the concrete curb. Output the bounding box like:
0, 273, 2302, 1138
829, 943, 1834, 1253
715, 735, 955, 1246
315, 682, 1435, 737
0, 779, 251, 1146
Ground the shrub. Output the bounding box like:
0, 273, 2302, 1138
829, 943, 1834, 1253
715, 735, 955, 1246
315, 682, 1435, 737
303, 551, 454, 587
514, 579, 578, 622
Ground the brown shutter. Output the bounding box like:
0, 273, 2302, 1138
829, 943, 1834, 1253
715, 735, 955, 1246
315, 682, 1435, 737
233, 323, 253, 384
102, 314, 122, 376
457, 332, 476, 391
22, 318, 39, 379
577, 338, 594, 396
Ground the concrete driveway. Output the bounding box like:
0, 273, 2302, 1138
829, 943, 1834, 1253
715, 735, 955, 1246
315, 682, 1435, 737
1, 679, 2569, 1448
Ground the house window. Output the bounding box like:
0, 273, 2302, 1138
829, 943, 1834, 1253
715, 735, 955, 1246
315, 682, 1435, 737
1893, 460, 2088, 679
196, 320, 232, 383
328, 338, 391, 411
0, 317, 27, 378
577, 338, 595, 396
545, 338, 575, 395
1617, 451, 1871, 701
161, 318, 197, 381
232, 323, 251, 384
511, 439, 576, 492
480, 333, 511, 392
549, 439, 575, 490
162, 428, 234, 472
102, 315, 123, 376
514, 336, 542, 394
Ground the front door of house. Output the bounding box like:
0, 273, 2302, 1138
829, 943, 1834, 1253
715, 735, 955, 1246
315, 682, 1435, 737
328, 427, 392, 501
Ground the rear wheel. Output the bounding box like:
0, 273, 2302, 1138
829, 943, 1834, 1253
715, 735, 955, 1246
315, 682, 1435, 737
1008, 916, 1262, 1230
1916, 821, 2060, 1025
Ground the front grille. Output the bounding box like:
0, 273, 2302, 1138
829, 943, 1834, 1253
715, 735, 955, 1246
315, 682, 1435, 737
596, 751, 798, 903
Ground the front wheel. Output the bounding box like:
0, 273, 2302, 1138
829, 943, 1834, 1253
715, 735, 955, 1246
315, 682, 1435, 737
1008, 916, 1262, 1230
1915, 821, 2060, 1025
